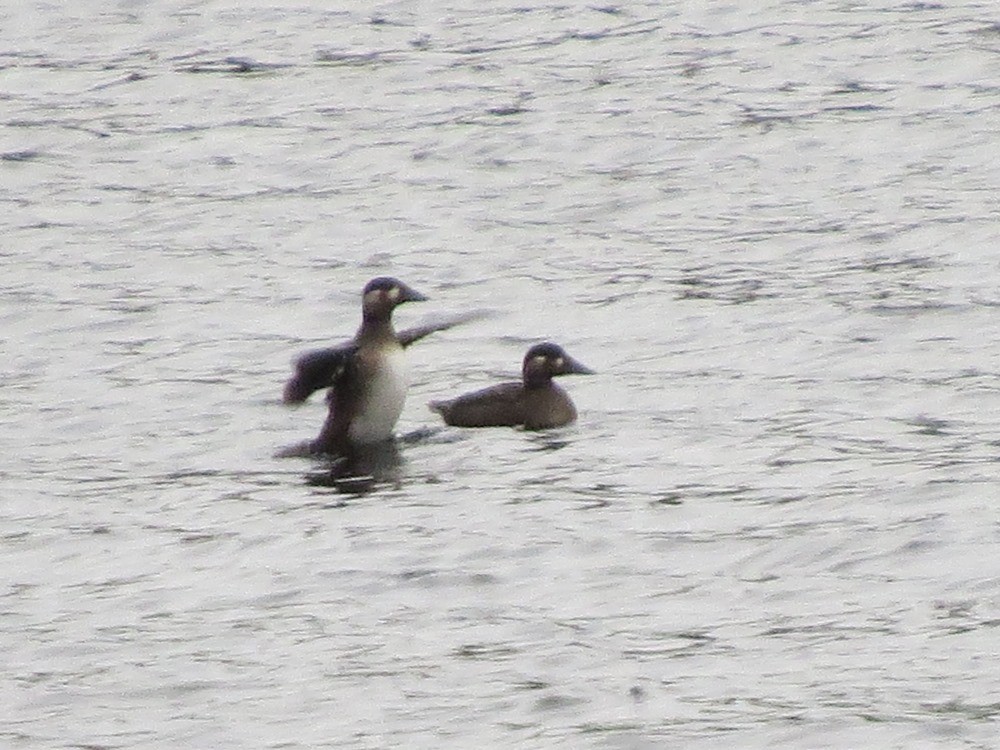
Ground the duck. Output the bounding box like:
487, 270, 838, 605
283, 277, 461, 455
428, 342, 594, 430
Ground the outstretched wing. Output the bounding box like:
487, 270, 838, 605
283, 344, 357, 405
398, 309, 492, 348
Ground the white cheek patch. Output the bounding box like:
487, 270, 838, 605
533, 356, 546, 367
555, 357, 564, 369
364, 290, 381, 307
388, 286, 401, 302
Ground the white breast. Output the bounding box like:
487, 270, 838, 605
348, 346, 411, 445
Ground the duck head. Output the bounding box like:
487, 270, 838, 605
522, 342, 594, 387
361, 277, 428, 321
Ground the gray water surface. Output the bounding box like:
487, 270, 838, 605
3, 1, 1000, 748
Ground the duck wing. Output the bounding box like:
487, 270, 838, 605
283, 344, 357, 405
398, 309, 491, 348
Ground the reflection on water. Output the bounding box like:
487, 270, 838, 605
290, 428, 453, 495
524, 433, 573, 453
302, 439, 406, 495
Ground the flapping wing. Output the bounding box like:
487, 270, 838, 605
398, 309, 492, 348
283, 344, 357, 405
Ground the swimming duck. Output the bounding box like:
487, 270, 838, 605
284, 277, 458, 455
428, 342, 594, 429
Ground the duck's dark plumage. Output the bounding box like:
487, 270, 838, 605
283, 345, 358, 405
429, 342, 593, 430
430, 382, 527, 427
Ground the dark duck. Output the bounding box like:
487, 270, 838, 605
429, 342, 594, 430
283, 277, 459, 456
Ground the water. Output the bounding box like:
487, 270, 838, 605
3, 1, 1000, 747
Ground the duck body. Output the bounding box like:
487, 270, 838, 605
283, 277, 429, 456
430, 380, 578, 429
344, 337, 411, 445
429, 342, 593, 430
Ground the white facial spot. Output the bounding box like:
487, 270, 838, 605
533, 356, 546, 367
388, 286, 401, 302
364, 289, 380, 307
555, 357, 564, 369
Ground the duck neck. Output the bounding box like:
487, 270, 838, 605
523, 371, 553, 390
358, 313, 395, 343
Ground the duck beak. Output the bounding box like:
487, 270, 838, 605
562, 355, 595, 375
398, 282, 428, 303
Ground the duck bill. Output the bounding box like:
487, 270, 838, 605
399, 282, 428, 303
562, 355, 595, 375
